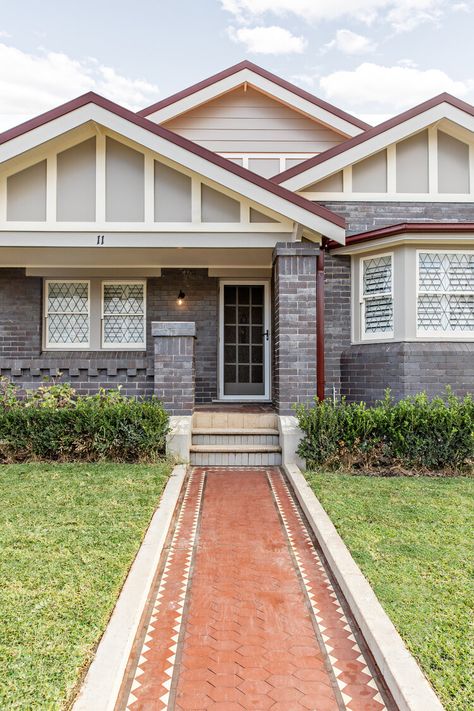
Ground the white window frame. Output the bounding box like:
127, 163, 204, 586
44, 279, 91, 350
220, 153, 315, 174
416, 249, 474, 338
101, 280, 147, 350
360, 252, 394, 340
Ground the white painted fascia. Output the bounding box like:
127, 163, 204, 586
0, 103, 345, 243
281, 102, 474, 191
332, 232, 474, 255
145, 67, 364, 137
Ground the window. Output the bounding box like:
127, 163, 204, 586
45, 280, 90, 348
102, 282, 146, 348
44, 279, 146, 350
361, 254, 393, 338
417, 252, 474, 335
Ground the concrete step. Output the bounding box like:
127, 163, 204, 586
190, 443, 282, 467
192, 433, 280, 446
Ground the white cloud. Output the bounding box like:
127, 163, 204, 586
323, 29, 376, 54
227, 25, 307, 54
319, 63, 474, 111
221, 0, 447, 32
0, 42, 160, 132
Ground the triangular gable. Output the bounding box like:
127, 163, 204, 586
0, 92, 345, 242
138, 61, 369, 138
275, 93, 474, 191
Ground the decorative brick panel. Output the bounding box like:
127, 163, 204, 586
152, 321, 196, 416
272, 242, 319, 415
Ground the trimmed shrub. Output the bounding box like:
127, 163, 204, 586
0, 379, 169, 462
295, 390, 474, 474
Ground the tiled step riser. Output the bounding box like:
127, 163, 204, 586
190, 452, 282, 466
192, 434, 280, 446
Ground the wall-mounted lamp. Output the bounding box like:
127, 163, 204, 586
177, 290, 186, 306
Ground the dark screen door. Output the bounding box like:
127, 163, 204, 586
223, 285, 266, 396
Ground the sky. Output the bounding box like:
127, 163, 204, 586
0, 0, 473, 131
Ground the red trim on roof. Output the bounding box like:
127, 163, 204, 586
327, 222, 474, 249
0, 91, 345, 229
273, 93, 474, 185
137, 60, 370, 132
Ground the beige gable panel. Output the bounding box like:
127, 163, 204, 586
352, 150, 387, 193
396, 130, 429, 193
57, 138, 96, 221
248, 157, 281, 178
106, 137, 144, 221
7, 160, 47, 221
249, 207, 279, 223
154, 161, 192, 222
438, 131, 470, 193
163, 86, 345, 153
306, 171, 343, 193
285, 157, 306, 170
201, 184, 240, 222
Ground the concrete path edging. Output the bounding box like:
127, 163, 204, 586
73, 464, 187, 711
284, 463, 444, 711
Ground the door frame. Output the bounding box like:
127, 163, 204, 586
218, 279, 271, 401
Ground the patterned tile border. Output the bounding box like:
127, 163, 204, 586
124, 470, 205, 710
268, 470, 390, 711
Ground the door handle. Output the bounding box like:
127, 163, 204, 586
263, 329, 269, 341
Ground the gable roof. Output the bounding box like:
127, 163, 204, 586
0, 91, 345, 242
138, 61, 370, 137
275, 93, 474, 190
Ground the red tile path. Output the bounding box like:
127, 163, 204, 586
117, 469, 396, 711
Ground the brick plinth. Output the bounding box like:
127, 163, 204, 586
152, 321, 196, 415
272, 243, 319, 415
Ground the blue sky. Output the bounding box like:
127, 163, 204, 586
0, 0, 473, 130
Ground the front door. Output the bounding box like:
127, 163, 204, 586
219, 281, 270, 400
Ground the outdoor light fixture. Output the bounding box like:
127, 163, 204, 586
177, 290, 186, 305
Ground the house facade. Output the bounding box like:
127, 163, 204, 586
0, 61, 472, 416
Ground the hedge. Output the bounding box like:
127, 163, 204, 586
295, 390, 474, 474
0, 379, 169, 462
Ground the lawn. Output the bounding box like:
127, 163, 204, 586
0, 462, 172, 710
307, 473, 474, 711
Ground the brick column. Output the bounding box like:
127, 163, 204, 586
152, 321, 196, 416
272, 243, 319, 415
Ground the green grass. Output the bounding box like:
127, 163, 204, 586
307, 472, 474, 711
0, 461, 172, 710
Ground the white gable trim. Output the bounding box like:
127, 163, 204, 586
144, 68, 364, 138
0, 103, 345, 242
281, 103, 474, 191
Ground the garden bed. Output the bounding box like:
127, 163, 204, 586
307, 472, 474, 711
0, 461, 172, 709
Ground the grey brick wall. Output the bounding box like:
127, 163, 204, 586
318, 201, 474, 235
324, 253, 351, 399
0, 268, 217, 402
341, 342, 474, 403
272, 242, 318, 414
152, 321, 196, 415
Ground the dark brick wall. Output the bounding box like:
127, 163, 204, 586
324, 253, 351, 399
318, 201, 474, 235
0, 268, 218, 402
341, 342, 474, 403
272, 243, 318, 414
153, 322, 196, 415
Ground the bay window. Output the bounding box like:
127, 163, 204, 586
361, 254, 393, 338
417, 251, 474, 336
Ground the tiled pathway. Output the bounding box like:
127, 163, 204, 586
117, 469, 396, 711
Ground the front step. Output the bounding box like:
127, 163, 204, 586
190, 412, 281, 466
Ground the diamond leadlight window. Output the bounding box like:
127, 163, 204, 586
362, 255, 393, 336
102, 282, 145, 347
46, 281, 89, 346
418, 252, 474, 334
